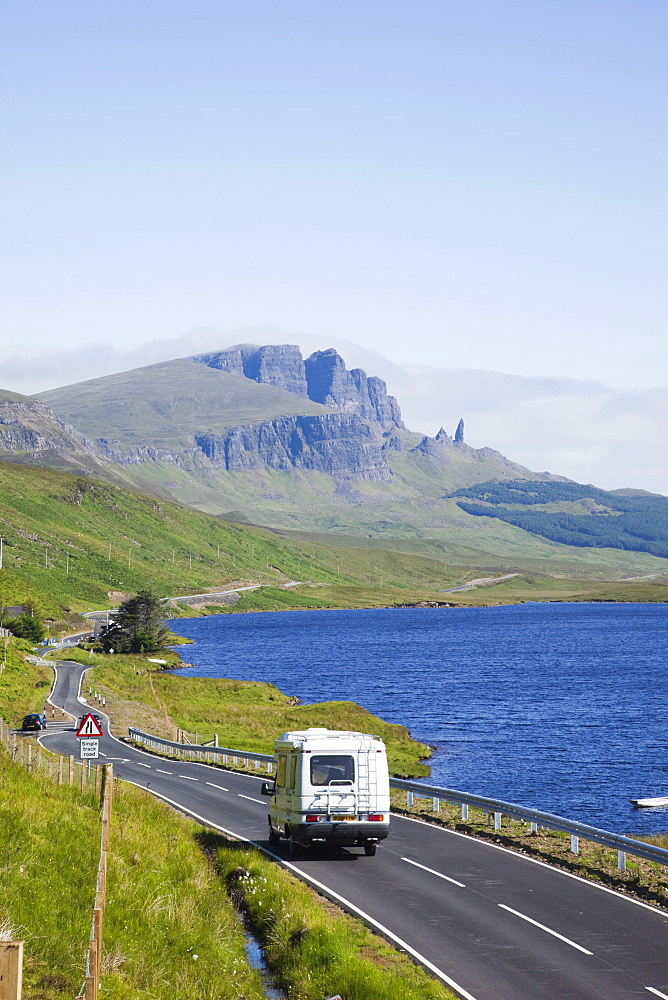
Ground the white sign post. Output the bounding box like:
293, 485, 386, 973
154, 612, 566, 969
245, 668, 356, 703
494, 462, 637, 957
80, 738, 99, 760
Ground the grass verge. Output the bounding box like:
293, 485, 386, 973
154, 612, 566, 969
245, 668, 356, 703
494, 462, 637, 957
210, 834, 457, 1000
0, 749, 266, 1000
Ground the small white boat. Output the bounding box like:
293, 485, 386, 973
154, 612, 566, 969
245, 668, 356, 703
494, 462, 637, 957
630, 796, 668, 808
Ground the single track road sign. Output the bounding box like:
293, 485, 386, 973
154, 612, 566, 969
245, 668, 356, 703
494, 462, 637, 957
76, 713, 103, 737
80, 738, 99, 759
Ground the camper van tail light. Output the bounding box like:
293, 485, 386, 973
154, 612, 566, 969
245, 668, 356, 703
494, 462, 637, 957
369, 814, 384, 822
305, 815, 319, 823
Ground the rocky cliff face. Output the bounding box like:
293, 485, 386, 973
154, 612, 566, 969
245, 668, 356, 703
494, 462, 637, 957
195, 413, 392, 480
0, 392, 96, 458
304, 349, 404, 429
195, 345, 309, 397
194, 344, 404, 429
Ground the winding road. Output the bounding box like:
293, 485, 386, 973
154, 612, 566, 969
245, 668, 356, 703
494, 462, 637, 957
31, 658, 668, 1000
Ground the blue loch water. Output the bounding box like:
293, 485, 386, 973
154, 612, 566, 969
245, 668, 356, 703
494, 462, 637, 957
167, 603, 668, 835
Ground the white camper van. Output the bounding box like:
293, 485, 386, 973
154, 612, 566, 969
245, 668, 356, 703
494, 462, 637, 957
261, 727, 390, 856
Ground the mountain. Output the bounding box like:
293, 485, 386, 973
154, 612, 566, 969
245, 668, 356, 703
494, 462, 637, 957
33, 346, 557, 541
0, 344, 659, 577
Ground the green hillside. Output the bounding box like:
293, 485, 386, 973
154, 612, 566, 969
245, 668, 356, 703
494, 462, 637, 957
1, 462, 667, 632
37, 358, 332, 449
451, 480, 668, 559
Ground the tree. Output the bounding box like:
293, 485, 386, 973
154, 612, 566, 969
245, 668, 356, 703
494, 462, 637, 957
6, 614, 47, 643
97, 590, 169, 654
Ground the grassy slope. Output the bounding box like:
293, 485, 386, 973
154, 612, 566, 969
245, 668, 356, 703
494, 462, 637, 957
75, 650, 430, 777
0, 753, 267, 1000
37, 358, 332, 448
0, 459, 666, 637
0, 637, 53, 725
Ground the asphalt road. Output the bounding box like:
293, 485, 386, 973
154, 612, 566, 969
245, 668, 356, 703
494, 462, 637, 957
30, 659, 668, 1000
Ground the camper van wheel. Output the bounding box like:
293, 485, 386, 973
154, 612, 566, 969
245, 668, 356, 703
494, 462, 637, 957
268, 820, 280, 846
363, 843, 377, 857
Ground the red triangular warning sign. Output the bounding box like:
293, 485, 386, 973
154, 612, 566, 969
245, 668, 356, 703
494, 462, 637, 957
76, 713, 103, 737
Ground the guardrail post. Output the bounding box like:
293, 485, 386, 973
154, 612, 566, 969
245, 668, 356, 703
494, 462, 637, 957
433, 797, 440, 812
406, 791, 414, 808
618, 850, 626, 872
530, 822, 538, 834
570, 835, 579, 854
461, 803, 469, 821
494, 811, 502, 830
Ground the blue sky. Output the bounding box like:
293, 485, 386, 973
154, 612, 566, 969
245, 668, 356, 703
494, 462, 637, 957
1, 1, 666, 390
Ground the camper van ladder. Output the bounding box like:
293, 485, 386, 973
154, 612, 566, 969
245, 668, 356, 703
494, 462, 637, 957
357, 749, 376, 812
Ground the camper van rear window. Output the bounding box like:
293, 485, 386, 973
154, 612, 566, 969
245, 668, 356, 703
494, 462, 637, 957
310, 755, 355, 786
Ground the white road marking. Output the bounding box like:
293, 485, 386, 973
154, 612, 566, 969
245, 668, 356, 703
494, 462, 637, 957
179, 775, 198, 781
206, 782, 229, 791
646, 988, 668, 999
498, 904, 593, 955
238, 794, 264, 804
402, 857, 466, 887
135, 763, 152, 768
156, 769, 172, 774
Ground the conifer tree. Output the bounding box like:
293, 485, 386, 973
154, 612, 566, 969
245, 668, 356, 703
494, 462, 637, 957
98, 589, 168, 654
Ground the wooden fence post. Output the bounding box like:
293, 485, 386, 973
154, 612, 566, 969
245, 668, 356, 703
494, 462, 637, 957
69, 755, 74, 786
0, 942, 24, 1000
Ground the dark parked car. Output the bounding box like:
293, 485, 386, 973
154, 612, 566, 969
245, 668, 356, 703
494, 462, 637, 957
22, 713, 47, 731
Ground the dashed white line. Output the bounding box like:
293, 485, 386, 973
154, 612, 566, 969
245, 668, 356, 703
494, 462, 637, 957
135, 763, 152, 768
498, 904, 593, 955
646, 988, 668, 999
238, 794, 264, 804
179, 775, 198, 781
206, 782, 229, 791
401, 857, 466, 887
156, 769, 172, 774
